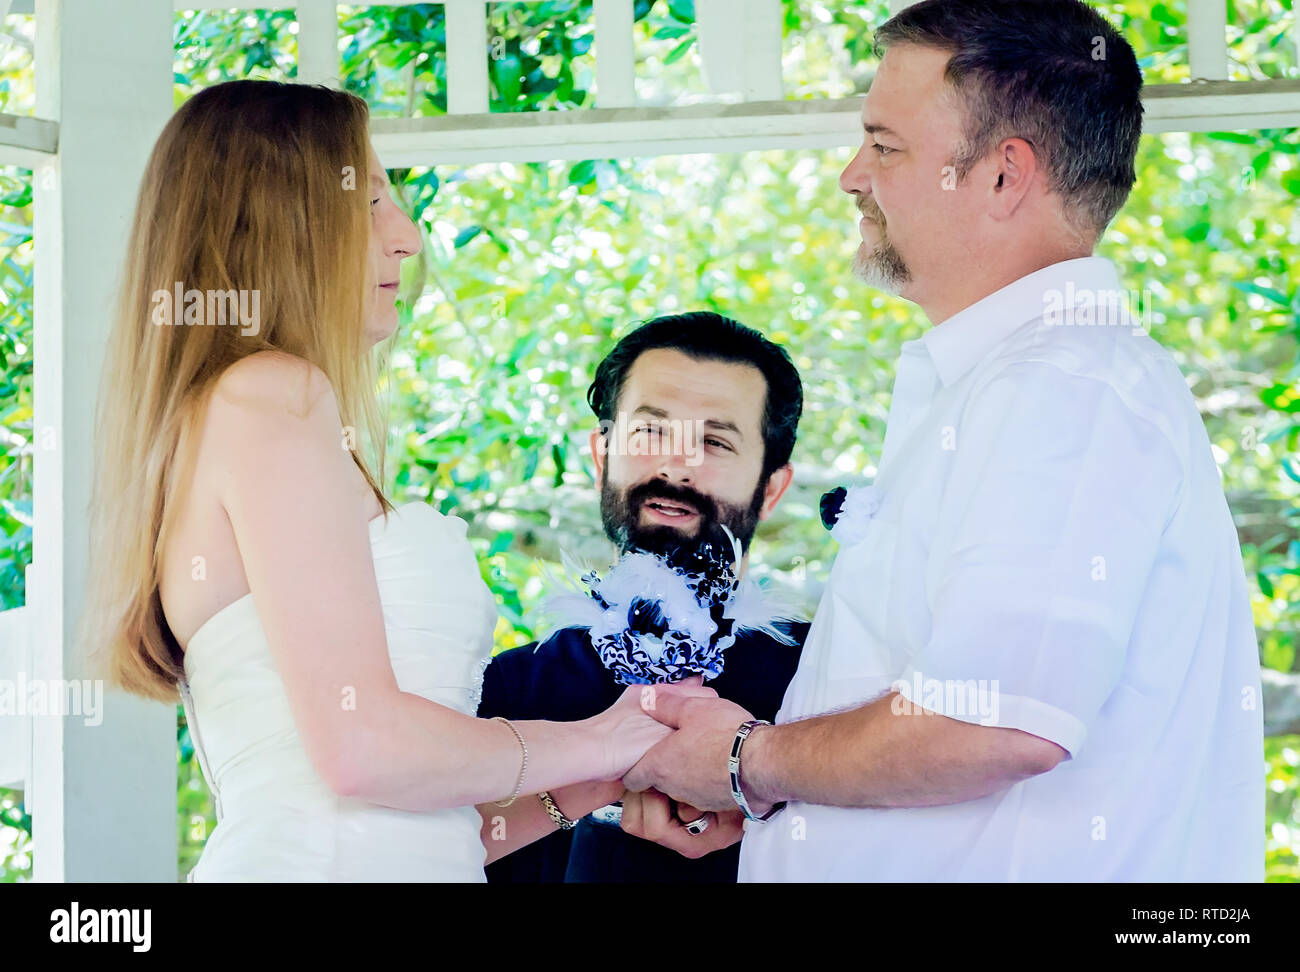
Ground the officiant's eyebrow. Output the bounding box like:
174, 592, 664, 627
631, 405, 744, 440
863, 123, 901, 137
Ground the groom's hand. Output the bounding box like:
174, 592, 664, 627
622, 691, 758, 812
594, 677, 717, 781
620, 789, 744, 859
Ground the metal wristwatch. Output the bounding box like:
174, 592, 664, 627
729, 720, 786, 822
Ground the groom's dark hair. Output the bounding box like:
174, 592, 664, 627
587, 311, 803, 481
874, 0, 1143, 237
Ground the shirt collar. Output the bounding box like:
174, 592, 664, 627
920, 256, 1122, 387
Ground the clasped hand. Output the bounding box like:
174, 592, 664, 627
615, 679, 768, 858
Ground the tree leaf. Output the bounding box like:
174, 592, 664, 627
664, 37, 694, 65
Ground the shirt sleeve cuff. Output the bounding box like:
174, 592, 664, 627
894, 666, 1086, 758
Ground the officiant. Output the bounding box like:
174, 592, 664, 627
477, 311, 809, 883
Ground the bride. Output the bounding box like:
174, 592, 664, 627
83, 79, 709, 881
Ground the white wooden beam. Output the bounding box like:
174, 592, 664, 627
1187, 0, 1229, 81
0, 111, 57, 168
295, 0, 338, 87
371, 98, 865, 165
31, 0, 175, 883
594, 0, 635, 108
445, 0, 488, 115
887, 0, 918, 14
371, 80, 1300, 165
1142, 78, 1300, 132
12, 0, 441, 8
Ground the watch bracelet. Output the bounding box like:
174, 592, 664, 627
538, 790, 577, 830
729, 719, 786, 823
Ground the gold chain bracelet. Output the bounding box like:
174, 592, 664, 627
492, 716, 528, 808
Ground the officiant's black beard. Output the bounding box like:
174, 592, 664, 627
600, 476, 767, 559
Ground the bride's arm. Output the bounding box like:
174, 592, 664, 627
477, 779, 624, 864
209, 353, 700, 811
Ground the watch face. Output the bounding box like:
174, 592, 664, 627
590, 803, 623, 825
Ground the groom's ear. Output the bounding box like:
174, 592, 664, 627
757, 463, 794, 521
987, 136, 1039, 221
590, 428, 607, 487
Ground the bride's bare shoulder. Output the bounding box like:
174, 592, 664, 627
209, 350, 337, 420
200, 351, 347, 487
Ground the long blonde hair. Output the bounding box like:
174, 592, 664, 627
86, 80, 393, 702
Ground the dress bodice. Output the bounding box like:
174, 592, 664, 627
179, 501, 498, 882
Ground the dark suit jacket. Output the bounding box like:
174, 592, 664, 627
476, 621, 808, 882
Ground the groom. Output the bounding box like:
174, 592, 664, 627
621, 0, 1265, 880
478, 311, 809, 882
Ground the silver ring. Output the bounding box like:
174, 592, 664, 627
683, 814, 710, 835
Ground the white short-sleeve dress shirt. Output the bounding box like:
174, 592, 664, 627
738, 257, 1264, 882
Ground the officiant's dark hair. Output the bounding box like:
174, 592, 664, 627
874, 0, 1143, 237
587, 311, 802, 481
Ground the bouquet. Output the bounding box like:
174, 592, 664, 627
541, 523, 800, 685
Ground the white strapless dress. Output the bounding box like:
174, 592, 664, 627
178, 501, 499, 882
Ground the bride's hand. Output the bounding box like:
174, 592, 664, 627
550, 777, 625, 816
590, 677, 718, 781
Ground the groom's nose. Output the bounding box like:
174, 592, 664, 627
840, 144, 872, 196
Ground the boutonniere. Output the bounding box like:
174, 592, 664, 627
819, 484, 881, 546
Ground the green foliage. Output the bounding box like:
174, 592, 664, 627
0, 785, 30, 881
0, 0, 1297, 882
0, 169, 29, 613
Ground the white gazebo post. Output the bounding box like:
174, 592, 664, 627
295, 0, 339, 88
28, 0, 175, 882
1187, 0, 1229, 81
696, 0, 783, 101
593, 0, 636, 108
445, 0, 489, 115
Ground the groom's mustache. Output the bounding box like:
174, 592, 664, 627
858, 196, 886, 230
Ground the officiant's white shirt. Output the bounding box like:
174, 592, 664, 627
739, 256, 1264, 882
